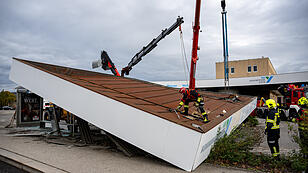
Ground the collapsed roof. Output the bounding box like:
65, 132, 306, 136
10, 58, 256, 171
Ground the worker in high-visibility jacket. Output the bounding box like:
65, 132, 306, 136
276, 103, 282, 118
176, 87, 209, 122
265, 99, 280, 158
293, 97, 308, 158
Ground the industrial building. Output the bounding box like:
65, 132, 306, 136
216, 57, 277, 79
155, 71, 308, 100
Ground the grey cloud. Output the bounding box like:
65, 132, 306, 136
0, 0, 308, 91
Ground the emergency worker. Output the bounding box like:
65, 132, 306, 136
298, 97, 308, 108
276, 103, 281, 119
265, 99, 280, 158
176, 87, 209, 122
293, 97, 308, 158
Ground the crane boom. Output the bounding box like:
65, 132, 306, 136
189, 0, 201, 89
121, 16, 184, 76
221, 0, 229, 90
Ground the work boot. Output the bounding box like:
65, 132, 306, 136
202, 113, 209, 123
182, 107, 188, 115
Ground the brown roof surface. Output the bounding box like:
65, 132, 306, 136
15, 58, 255, 133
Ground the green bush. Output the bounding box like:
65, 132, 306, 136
289, 154, 307, 172
206, 119, 307, 172
245, 115, 259, 127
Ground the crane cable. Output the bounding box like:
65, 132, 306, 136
179, 25, 189, 86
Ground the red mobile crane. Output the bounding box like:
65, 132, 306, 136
277, 84, 307, 120
93, 0, 202, 91
189, 0, 201, 89
92, 17, 184, 76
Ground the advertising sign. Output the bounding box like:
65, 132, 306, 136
20, 93, 42, 123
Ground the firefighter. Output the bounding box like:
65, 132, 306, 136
276, 103, 281, 119
293, 97, 308, 158
265, 99, 280, 158
176, 87, 209, 122
298, 97, 308, 108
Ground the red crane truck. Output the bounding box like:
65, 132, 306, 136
255, 84, 308, 120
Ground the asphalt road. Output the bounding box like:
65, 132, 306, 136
0, 160, 26, 173
0, 110, 14, 128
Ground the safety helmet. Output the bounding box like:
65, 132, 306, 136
298, 97, 308, 106
179, 87, 187, 94
266, 99, 276, 109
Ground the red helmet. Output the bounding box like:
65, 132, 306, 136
179, 87, 186, 94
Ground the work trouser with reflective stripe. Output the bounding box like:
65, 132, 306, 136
184, 99, 208, 121
197, 101, 208, 121
183, 104, 189, 115
267, 129, 280, 157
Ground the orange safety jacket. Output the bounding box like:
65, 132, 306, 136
181, 89, 202, 103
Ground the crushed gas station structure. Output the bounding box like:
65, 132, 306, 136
10, 58, 256, 171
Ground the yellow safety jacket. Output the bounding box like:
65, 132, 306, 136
266, 109, 280, 130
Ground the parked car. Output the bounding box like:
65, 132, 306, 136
2, 106, 14, 110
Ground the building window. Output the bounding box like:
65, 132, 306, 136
253, 65, 258, 72
230, 67, 235, 74
248, 65, 251, 72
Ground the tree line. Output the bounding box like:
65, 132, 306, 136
0, 90, 16, 107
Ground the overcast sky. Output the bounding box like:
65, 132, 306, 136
1, 0, 308, 91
